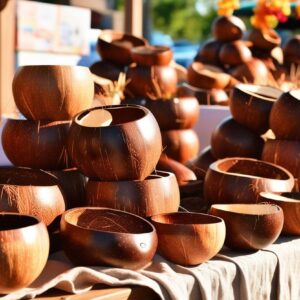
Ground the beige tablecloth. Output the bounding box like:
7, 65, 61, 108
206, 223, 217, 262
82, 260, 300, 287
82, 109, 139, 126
2, 236, 300, 300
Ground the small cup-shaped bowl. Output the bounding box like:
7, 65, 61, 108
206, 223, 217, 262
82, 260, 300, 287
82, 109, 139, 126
89, 60, 125, 82
210, 117, 264, 159
283, 35, 300, 65
161, 129, 200, 163
0, 167, 65, 226
260, 192, 300, 235
270, 90, 300, 140
195, 39, 223, 65
204, 157, 294, 205
87, 171, 179, 218
212, 15, 246, 42
67, 105, 162, 181
2, 119, 72, 170
13, 65, 94, 121
97, 30, 148, 66
262, 139, 300, 177
60, 207, 158, 269
210, 203, 283, 250
0, 213, 49, 293
219, 41, 252, 66
247, 28, 281, 51
230, 84, 282, 134
151, 212, 225, 266
131, 45, 173, 66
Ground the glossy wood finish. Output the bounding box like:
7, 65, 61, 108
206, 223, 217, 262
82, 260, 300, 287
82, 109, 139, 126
90, 60, 124, 81
13, 65, 94, 121
230, 84, 282, 134
0, 214, 49, 293
195, 39, 223, 65
210, 117, 264, 159
151, 212, 225, 266
219, 41, 252, 66
204, 157, 294, 205
210, 203, 283, 250
2, 119, 72, 170
61, 207, 158, 269
283, 36, 300, 65
247, 29, 281, 51
67, 105, 162, 181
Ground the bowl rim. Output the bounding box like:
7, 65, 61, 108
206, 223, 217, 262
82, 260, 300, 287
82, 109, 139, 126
260, 191, 300, 203
98, 29, 147, 45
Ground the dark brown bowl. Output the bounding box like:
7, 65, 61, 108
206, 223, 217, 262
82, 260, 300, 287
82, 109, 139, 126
204, 157, 294, 205
0, 167, 65, 226
13, 65, 94, 121
2, 119, 72, 170
97, 30, 148, 66
60, 207, 158, 269
131, 45, 173, 66
161, 129, 200, 163
89, 60, 124, 81
195, 39, 223, 65
262, 139, 300, 177
151, 212, 225, 266
0, 213, 49, 293
86, 171, 179, 218
247, 29, 281, 51
230, 84, 282, 134
269, 90, 300, 140
67, 105, 162, 181
219, 41, 252, 66
210, 203, 283, 250
210, 117, 264, 159
283, 35, 300, 65
260, 192, 300, 235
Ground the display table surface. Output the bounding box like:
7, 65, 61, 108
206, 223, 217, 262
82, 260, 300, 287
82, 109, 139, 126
2, 236, 300, 300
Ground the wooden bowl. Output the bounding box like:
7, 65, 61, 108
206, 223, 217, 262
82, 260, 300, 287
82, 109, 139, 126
89, 60, 124, 81
0, 213, 49, 293
161, 129, 200, 163
247, 29, 281, 51
97, 30, 148, 66
2, 119, 72, 170
204, 157, 294, 205
13, 65, 94, 121
210, 117, 264, 159
230, 84, 282, 134
131, 45, 173, 66
86, 171, 179, 218
212, 15, 246, 42
67, 105, 162, 181
151, 212, 225, 266
195, 39, 223, 65
60, 207, 157, 269
210, 203, 283, 250
219, 41, 252, 66
283, 35, 300, 65
269, 90, 300, 140
260, 192, 300, 235
262, 139, 300, 177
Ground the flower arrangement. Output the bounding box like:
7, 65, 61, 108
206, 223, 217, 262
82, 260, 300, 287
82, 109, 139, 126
217, 0, 240, 16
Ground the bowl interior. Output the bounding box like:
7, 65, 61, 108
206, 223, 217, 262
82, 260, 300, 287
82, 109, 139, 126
211, 204, 280, 215
0, 214, 39, 231
236, 84, 282, 101
132, 45, 170, 55
99, 31, 145, 48
261, 192, 300, 203
77, 109, 113, 127
289, 89, 300, 100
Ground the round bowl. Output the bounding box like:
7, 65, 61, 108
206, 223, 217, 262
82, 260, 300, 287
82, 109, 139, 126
230, 84, 282, 134
67, 105, 162, 181
0, 213, 49, 293
210, 203, 283, 250
283, 35, 300, 65
87, 171, 179, 218
151, 212, 225, 266
194, 39, 223, 65
219, 41, 252, 66
161, 129, 200, 163
260, 192, 300, 235
212, 15, 246, 42
262, 139, 300, 177
60, 207, 158, 269
131, 45, 173, 66
2, 119, 72, 170
247, 29, 281, 51
210, 117, 264, 159
89, 60, 124, 81
204, 157, 294, 205
97, 30, 148, 66
13, 65, 94, 121
269, 90, 300, 140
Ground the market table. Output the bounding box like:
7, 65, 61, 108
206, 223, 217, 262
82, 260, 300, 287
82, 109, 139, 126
2, 236, 300, 300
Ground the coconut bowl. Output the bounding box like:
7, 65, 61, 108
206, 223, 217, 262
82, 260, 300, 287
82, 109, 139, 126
87, 171, 179, 218
2, 119, 72, 170
89, 60, 124, 82
219, 41, 252, 66
204, 157, 294, 205
60, 207, 157, 269
195, 39, 223, 65
67, 105, 162, 181
247, 29, 281, 51
283, 35, 300, 66
151, 212, 225, 266
210, 117, 264, 159
97, 30, 148, 66
0, 213, 49, 293
13, 65, 94, 121
210, 203, 283, 250
230, 84, 282, 134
